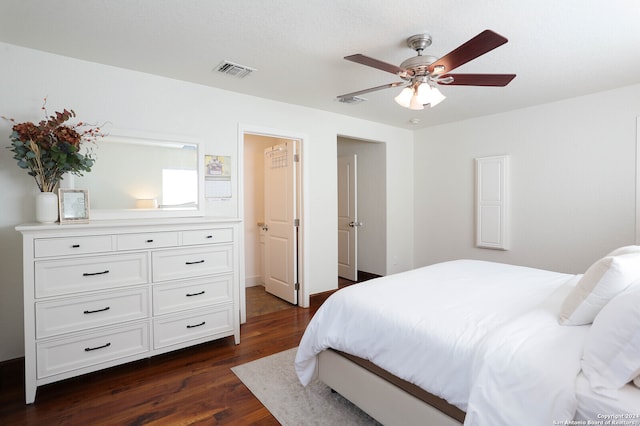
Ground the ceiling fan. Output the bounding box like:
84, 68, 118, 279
337, 29, 516, 110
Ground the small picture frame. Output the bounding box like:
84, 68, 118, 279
58, 189, 90, 223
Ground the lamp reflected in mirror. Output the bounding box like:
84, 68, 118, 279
135, 198, 158, 209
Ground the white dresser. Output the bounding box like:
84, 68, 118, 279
16, 218, 241, 404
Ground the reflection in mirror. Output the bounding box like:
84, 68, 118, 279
70, 131, 204, 220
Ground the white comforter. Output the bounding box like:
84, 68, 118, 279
465, 282, 589, 425
295, 259, 585, 424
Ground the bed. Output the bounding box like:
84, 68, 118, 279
295, 256, 640, 425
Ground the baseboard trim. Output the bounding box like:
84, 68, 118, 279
245, 275, 264, 288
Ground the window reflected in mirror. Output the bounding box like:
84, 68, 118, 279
161, 168, 198, 207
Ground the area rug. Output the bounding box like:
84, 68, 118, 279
231, 347, 380, 425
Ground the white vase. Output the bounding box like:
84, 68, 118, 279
36, 192, 59, 223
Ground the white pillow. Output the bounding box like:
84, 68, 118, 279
581, 286, 640, 397
634, 376, 640, 389
559, 253, 640, 325
607, 245, 640, 256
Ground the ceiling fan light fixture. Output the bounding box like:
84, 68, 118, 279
394, 87, 414, 108
409, 94, 424, 110
426, 85, 446, 108
415, 83, 432, 105
394, 82, 446, 110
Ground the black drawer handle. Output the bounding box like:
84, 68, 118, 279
186, 291, 205, 297
187, 321, 206, 329
72, 244, 80, 248
146, 239, 154, 243
84, 342, 111, 352
185, 260, 205, 265
84, 306, 110, 314
205, 235, 213, 239
83, 270, 110, 276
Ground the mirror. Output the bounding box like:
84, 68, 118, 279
69, 130, 205, 220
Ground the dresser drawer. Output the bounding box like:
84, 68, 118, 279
153, 275, 233, 316
152, 245, 233, 282
35, 253, 149, 298
182, 228, 233, 246
153, 305, 233, 349
116, 232, 179, 251
34, 235, 113, 258
37, 322, 149, 379
36, 288, 149, 338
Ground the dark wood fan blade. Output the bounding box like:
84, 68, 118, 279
337, 82, 406, 99
438, 73, 516, 86
345, 54, 413, 77
428, 30, 508, 75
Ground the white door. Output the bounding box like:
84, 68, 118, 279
263, 141, 298, 304
338, 155, 359, 281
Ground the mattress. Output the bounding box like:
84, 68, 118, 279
296, 259, 640, 425
295, 260, 575, 411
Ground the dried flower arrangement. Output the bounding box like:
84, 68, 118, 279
4, 98, 104, 192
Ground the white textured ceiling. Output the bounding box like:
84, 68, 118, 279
1, 0, 639, 129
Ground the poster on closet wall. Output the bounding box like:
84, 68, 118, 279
205, 155, 232, 199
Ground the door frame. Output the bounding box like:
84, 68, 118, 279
337, 135, 388, 278
237, 123, 309, 323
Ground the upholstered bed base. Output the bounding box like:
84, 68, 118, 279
318, 349, 464, 425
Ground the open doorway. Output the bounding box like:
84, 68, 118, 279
240, 128, 304, 322
337, 136, 387, 282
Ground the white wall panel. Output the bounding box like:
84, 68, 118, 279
476, 156, 508, 250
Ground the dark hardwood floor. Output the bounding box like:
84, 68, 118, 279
0, 279, 363, 425
245, 286, 295, 319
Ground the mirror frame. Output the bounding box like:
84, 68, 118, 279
66, 129, 205, 220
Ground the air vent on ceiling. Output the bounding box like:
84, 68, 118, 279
215, 60, 256, 78
337, 96, 367, 104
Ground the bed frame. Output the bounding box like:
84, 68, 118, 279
318, 349, 464, 426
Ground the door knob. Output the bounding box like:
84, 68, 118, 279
348, 221, 363, 227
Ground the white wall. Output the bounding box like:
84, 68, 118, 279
337, 137, 387, 276
414, 84, 640, 274
0, 42, 415, 361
